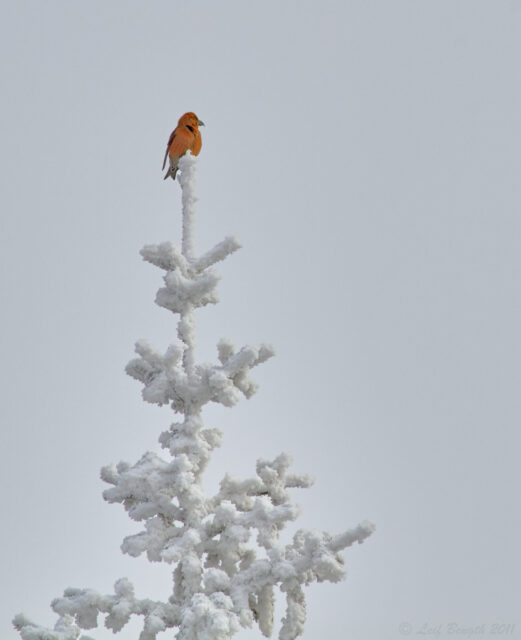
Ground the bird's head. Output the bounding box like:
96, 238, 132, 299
178, 112, 205, 128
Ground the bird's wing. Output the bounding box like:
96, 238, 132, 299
162, 129, 177, 170
162, 146, 170, 170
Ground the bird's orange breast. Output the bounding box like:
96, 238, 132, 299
191, 130, 202, 156
168, 125, 202, 159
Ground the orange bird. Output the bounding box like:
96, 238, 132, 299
162, 112, 204, 181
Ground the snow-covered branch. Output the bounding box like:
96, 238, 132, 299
126, 338, 275, 412
193, 236, 242, 273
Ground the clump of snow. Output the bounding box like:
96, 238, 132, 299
14, 153, 374, 640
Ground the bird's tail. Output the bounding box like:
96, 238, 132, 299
163, 166, 178, 181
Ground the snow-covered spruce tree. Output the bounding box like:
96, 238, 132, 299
14, 153, 374, 640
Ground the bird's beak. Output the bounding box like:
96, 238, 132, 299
198, 119, 205, 126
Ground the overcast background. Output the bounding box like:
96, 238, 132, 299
1, 2, 520, 639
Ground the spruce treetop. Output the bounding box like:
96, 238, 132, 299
14, 153, 374, 640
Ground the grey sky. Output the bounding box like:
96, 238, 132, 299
1, 1, 520, 639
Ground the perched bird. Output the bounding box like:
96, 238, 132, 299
162, 112, 205, 181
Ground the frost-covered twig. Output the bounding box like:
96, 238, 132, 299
193, 236, 242, 273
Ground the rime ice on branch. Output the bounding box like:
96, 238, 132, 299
14, 153, 374, 640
